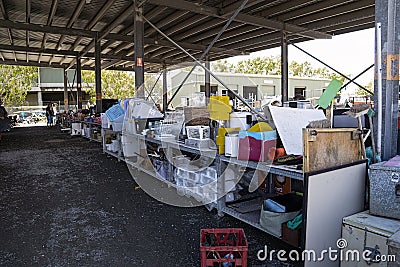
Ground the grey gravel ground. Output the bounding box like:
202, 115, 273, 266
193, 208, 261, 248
0, 126, 301, 266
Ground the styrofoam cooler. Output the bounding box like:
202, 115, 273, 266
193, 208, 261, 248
225, 133, 239, 157
237, 130, 277, 162
369, 157, 400, 220
341, 211, 400, 267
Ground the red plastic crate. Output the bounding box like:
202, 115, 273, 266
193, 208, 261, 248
200, 228, 248, 267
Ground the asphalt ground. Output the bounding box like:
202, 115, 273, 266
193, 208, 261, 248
0, 126, 301, 266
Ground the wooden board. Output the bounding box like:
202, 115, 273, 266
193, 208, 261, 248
302, 128, 363, 172
269, 106, 326, 155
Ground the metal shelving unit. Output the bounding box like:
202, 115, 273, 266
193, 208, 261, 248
81, 121, 102, 143
104, 131, 367, 252
102, 128, 125, 162
121, 134, 303, 238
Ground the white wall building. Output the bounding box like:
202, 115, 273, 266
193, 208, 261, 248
167, 69, 331, 108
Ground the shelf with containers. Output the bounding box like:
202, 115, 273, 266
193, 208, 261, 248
122, 130, 219, 206
102, 128, 124, 162
81, 121, 102, 143
124, 125, 368, 253
100, 103, 126, 161
121, 97, 368, 257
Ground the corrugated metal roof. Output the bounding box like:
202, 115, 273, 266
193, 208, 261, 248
0, 0, 374, 72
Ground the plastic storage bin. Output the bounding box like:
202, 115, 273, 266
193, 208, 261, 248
237, 130, 277, 162
200, 228, 248, 267
105, 104, 124, 121
186, 126, 210, 140
260, 193, 303, 237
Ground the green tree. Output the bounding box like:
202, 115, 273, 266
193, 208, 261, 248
356, 81, 374, 96
234, 56, 281, 75
289, 61, 314, 77
82, 70, 135, 102
226, 56, 342, 79
212, 59, 233, 72
0, 65, 38, 105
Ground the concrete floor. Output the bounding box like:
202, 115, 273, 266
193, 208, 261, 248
0, 126, 300, 266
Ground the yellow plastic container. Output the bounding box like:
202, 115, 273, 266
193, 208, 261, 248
208, 96, 231, 120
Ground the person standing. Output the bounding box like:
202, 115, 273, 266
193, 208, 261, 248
52, 103, 57, 126
46, 103, 54, 127
0, 99, 9, 140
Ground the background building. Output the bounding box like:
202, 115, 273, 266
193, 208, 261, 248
26, 68, 92, 109
167, 69, 331, 107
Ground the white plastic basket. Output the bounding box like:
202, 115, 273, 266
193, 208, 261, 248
186, 126, 210, 140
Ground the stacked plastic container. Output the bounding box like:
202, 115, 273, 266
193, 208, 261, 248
175, 166, 218, 204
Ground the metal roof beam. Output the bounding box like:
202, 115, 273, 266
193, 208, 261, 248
0, 19, 133, 43
0, 0, 16, 61
67, 2, 134, 68
101, 6, 167, 53
0, 59, 67, 68
0, 44, 78, 56
56, 0, 86, 50
39, 0, 59, 63
145, 10, 189, 37
289, 2, 374, 26
146, 0, 331, 39
26, 0, 30, 47
69, 0, 117, 51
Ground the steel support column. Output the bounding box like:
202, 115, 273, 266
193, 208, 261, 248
95, 37, 102, 113
374, 0, 400, 160
76, 56, 82, 109
205, 59, 211, 102
163, 68, 168, 112
134, 2, 145, 98
63, 69, 68, 112
281, 32, 288, 102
